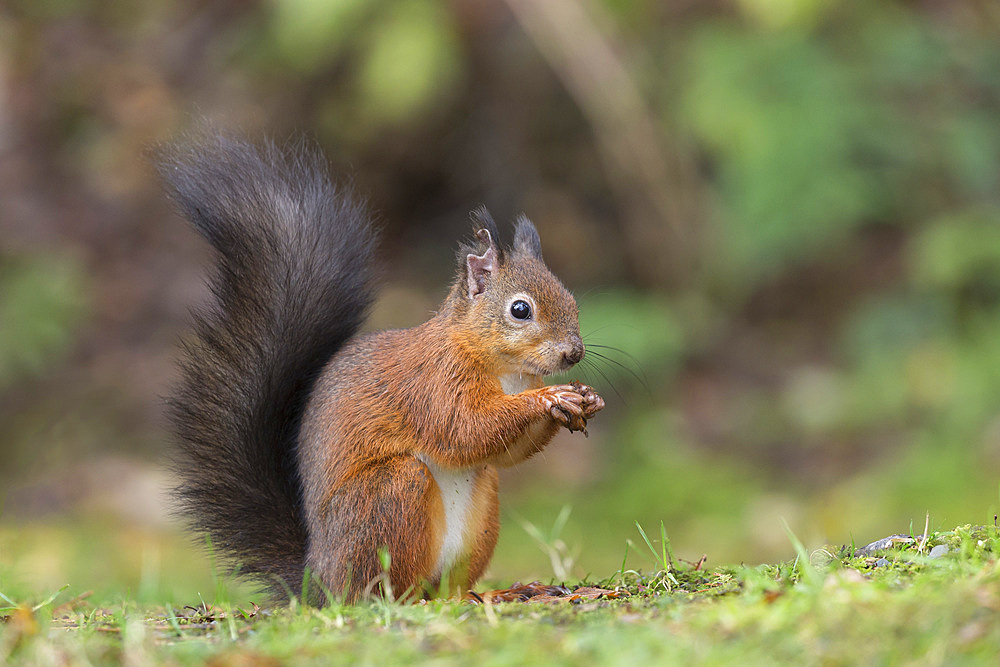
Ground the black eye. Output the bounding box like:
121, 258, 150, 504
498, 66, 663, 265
510, 299, 532, 320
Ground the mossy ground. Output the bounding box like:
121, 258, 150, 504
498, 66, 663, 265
3, 524, 1000, 664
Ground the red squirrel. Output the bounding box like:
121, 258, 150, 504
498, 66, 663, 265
162, 136, 604, 602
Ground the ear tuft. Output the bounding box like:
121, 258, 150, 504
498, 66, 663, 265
470, 206, 500, 245
513, 214, 543, 260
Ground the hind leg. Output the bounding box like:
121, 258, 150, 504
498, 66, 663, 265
463, 466, 500, 590
306, 456, 442, 602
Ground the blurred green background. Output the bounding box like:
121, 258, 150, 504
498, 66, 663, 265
3, 0, 1000, 602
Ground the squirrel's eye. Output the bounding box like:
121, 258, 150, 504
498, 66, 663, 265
510, 300, 532, 321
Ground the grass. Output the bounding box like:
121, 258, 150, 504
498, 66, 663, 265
4, 523, 1000, 664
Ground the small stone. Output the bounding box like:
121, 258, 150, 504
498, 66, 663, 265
874, 558, 890, 568
854, 534, 914, 557
928, 544, 949, 559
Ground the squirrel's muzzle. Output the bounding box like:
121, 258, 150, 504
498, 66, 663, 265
560, 337, 585, 368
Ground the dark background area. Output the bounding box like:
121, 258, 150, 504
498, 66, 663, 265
3, 0, 1000, 598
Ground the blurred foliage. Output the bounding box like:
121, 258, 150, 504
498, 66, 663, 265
0, 255, 88, 391
3, 0, 1000, 589
266, 0, 462, 129
682, 4, 1000, 286
0, 520, 245, 605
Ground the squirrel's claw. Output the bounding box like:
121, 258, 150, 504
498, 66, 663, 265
569, 381, 605, 419
539, 383, 603, 434
543, 383, 604, 433
549, 405, 588, 433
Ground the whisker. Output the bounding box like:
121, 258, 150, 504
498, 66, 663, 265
586, 343, 646, 373
585, 349, 651, 394
582, 324, 618, 339
575, 285, 615, 300
578, 357, 627, 406
586, 342, 652, 390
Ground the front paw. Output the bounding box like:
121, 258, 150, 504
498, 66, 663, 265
538, 384, 589, 433
569, 381, 605, 419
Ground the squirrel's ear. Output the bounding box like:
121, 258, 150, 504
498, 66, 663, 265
513, 215, 543, 260
466, 228, 498, 299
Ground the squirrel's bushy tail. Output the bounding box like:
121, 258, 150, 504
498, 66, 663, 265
160, 136, 378, 598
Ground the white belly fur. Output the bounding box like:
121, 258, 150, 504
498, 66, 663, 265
419, 454, 478, 578
420, 374, 536, 578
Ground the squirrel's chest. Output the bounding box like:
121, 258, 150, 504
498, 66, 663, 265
499, 373, 537, 395
418, 455, 487, 577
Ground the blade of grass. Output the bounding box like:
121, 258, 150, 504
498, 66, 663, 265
164, 604, 183, 638
918, 512, 930, 554
32, 584, 70, 612
660, 521, 675, 571
617, 539, 630, 584
782, 518, 819, 587
635, 521, 666, 571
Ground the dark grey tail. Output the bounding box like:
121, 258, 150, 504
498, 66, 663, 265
160, 136, 378, 599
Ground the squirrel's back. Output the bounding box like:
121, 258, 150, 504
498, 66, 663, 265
161, 136, 378, 597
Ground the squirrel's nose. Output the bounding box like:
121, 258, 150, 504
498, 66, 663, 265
561, 339, 585, 366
